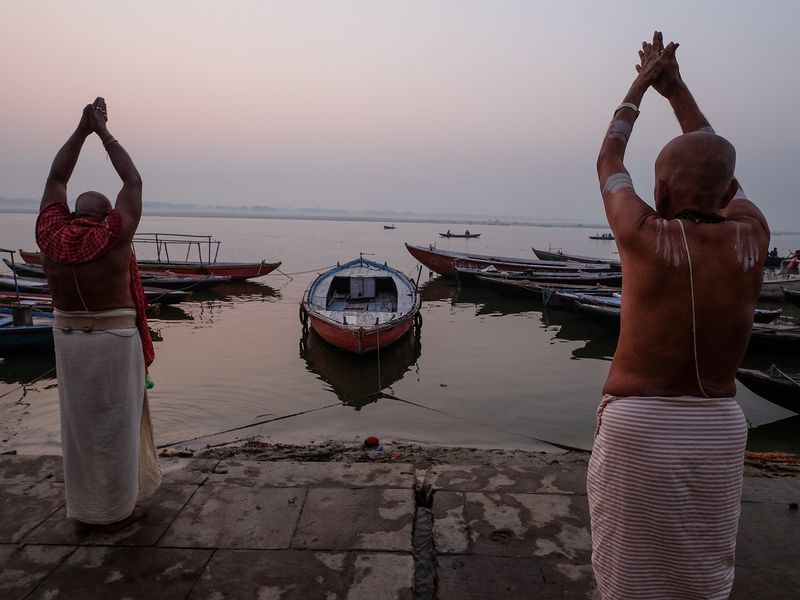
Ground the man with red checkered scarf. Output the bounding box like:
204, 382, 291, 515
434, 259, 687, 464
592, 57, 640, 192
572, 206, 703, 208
37, 98, 160, 532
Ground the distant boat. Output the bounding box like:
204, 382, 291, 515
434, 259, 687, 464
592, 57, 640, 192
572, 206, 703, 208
439, 231, 480, 238
588, 233, 615, 240
736, 367, 800, 414
383, 225, 396, 230
300, 257, 421, 354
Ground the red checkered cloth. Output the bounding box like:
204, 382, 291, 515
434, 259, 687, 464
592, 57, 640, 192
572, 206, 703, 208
36, 202, 154, 366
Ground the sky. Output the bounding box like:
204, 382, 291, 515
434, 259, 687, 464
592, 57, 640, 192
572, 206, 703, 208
1, 1, 799, 227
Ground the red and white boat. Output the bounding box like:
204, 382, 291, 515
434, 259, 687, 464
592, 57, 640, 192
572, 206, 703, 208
405, 243, 616, 277
20, 232, 280, 281
300, 257, 421, 354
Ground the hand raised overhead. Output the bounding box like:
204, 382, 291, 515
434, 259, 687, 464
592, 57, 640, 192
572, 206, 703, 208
87, 97, 109, 133
635, 31, 681, 97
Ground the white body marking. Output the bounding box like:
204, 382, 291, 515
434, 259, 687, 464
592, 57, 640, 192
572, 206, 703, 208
734, 221, 759, 271
602, 172, 634, 195
606, 119, 632, 143
655, 219, 685, 267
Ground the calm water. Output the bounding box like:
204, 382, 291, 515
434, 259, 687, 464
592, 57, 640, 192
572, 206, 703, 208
2, 213, 799, 455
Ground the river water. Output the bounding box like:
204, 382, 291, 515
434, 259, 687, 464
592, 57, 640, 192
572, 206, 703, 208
1, 213, 798, 454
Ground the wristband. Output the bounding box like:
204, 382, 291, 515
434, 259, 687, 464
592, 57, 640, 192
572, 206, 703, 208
614, 102, 640, 117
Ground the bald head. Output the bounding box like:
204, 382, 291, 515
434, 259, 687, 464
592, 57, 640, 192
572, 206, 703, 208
75, 191, 112, 220
654, 132, 737, 216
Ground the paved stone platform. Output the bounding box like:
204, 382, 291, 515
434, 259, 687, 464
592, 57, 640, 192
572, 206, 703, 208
0, 454, 797, 599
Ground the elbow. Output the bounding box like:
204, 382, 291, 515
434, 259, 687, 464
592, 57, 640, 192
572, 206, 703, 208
125, 172, 143, 189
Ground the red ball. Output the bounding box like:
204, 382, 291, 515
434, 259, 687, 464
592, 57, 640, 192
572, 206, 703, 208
364, 436, 380, 448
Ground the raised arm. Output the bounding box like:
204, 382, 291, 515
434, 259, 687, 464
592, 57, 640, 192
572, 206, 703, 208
88, 98, 143, 238
647, 32, 713, 134
40, 105, 93, 211
645, 33, 767, 233
597, 34, 677, 238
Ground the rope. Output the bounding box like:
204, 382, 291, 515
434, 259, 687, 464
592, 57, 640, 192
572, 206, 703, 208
0, 366, 57, 401
275, 265, 339, 279
676, 219, 709, 398
376, 328, 381, 392
157, 402, 341, 448
773, 366, 800, 387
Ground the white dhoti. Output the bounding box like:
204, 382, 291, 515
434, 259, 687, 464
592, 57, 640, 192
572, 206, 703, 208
53, 309, 162, 524
587, 394, 747, 600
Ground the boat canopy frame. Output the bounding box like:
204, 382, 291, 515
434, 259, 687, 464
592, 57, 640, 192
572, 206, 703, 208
132, 233, 221, 265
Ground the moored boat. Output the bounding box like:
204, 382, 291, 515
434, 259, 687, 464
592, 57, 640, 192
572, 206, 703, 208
300, 257, 421, 354
0, 275, 190, 306
0, 306, 55, 352
405, 243, 605, 277
532, 247, 621, 267
761, 274, 800, 300
20, 231, 280, 281
3, 258, 230, 291
783, 288, 800, 306
457, 264, 623, 287
736, 367, 800, 414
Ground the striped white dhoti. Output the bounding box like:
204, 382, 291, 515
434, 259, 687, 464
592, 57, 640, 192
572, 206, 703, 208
587, 394, 747, 600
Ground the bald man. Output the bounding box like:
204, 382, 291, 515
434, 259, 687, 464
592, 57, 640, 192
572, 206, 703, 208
37, 98, 161, 531
586, 34, 769, 599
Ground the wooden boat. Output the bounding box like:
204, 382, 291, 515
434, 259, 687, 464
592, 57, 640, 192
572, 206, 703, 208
532, 247, 621, 267
20, 232, 280, 281
473, 276, 620, 302
405, 243, 605, 277
0, 275, 190, 306
0, 306, 54, 352
383, 225, 396, 230
588, 233, 615, 240
300, 257, 421, 354
749, 320, 800, 351
3, 258, 229, 291
299, 327, 421, 408
736, 368, 800, 414
454, 257, 614, 274
759, 274, 800, 300
439, 231, 481, 238
457, 265, 623, 287
783, 288, 800, 306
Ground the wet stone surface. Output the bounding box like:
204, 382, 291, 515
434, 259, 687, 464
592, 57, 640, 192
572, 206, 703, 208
159, 484, 305, 549
2, 454, 799, 599
0, 544, 74, 600
293, 487, 414, 552
29, 546, 212, 600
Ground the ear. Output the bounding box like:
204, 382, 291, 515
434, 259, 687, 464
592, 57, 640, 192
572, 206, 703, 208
654, 178, 670, 217
720, 178, 738, 210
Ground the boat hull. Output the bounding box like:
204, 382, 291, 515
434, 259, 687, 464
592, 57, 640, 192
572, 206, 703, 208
306, 311, 418, 354
18, 250, 279, 281
736, 369, 799, 414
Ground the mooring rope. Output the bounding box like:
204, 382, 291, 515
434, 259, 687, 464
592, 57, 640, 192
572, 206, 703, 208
0, 366, 57, 401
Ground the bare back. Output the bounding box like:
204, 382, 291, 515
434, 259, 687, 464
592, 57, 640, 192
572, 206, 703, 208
43, 239, 135, 312
605, 213, 767, 398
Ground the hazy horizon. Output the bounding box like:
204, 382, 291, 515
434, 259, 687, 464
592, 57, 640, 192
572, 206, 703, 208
2, 1, 798, 227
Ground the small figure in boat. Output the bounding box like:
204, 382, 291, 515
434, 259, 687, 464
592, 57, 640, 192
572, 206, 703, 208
446, 229, 451, 235
465, 230, 470, 235
769, 247, 778, 258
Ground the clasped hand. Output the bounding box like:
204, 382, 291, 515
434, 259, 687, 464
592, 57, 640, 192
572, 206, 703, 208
635, 31, 681, 98
79, 97, 108, 135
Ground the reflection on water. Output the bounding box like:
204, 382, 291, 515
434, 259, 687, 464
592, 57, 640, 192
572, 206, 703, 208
1, 214, 798, 455
300, 327, 422, 409
0, 353, 56, 386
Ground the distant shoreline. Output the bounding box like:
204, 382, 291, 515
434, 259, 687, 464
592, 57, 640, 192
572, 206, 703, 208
2, 207, 798, 235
